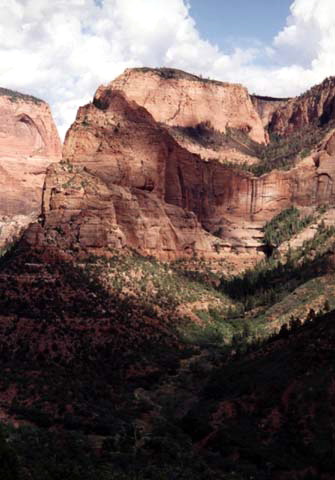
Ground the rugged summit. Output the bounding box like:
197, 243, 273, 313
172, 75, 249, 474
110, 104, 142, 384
44, 90, 221, 261
108, 67, 267, 144
270, 76, 335, 135
50, 87, 270, 261
50, 73, 334, 263
0, 89, 61, 249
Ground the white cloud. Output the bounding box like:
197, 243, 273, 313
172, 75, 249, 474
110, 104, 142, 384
0, 0, 335, 139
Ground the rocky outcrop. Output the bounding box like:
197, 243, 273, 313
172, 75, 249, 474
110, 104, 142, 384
105, 68, 267, 145
63, 90, 170, 198
270, 77, 335, 135
63, 88, 272, 225
0, 89, 61, 249
42, 91, 226, 260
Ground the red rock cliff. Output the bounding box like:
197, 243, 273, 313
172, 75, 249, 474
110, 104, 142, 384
251, 95, 290, 129
27, 72, 335, 263
0, 88, 62, 248
270, 77, 335, 135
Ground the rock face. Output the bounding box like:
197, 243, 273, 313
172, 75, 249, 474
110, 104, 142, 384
29, 162, 220, 261
0, 89, 61, 249
43, 90, 226, 260
251, 95, 290, 129
270, 77, 335, 135
107, 68, 267, 145
61, 88, 273, 258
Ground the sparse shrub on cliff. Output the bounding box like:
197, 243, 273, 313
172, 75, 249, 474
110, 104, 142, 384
60, 159, 74, 173
263, 206, 314, 248
0, 87, 43, 105
300, 147, 311, 158
134, 67, 224, 87
251, 120, 335, 175
220, 225, 335, 311
179, 118, 335, 177
173, 122, 263, 158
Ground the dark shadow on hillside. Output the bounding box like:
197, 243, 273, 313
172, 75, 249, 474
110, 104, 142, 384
181, 308, 335, 479
220, 226, 335, 310
0, 241, 196, 432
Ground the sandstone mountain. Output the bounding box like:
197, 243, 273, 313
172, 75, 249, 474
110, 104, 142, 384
25, 70, 335, 269
0, 88, 62, 250
270, 76, 335, 135
3, 70, 335, 269
4, 70, 335, 263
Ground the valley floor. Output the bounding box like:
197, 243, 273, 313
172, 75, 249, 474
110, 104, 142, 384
1, 213, 335, 479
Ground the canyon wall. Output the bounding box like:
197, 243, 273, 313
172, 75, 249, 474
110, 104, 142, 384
251, 95, 290, 128
49, 78, 335, 261
270, 77, 335, 135
14, 70, 335, 264
0, 89, 61, 249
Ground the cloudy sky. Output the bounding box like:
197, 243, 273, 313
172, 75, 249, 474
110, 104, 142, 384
0, 0, 334, 139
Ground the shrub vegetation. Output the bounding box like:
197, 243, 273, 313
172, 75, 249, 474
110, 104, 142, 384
263, 206, 314, 248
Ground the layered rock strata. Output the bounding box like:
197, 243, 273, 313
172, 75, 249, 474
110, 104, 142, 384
41, 81, 335, 261
27, 162, 221, 261
61, 88, 269, 257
